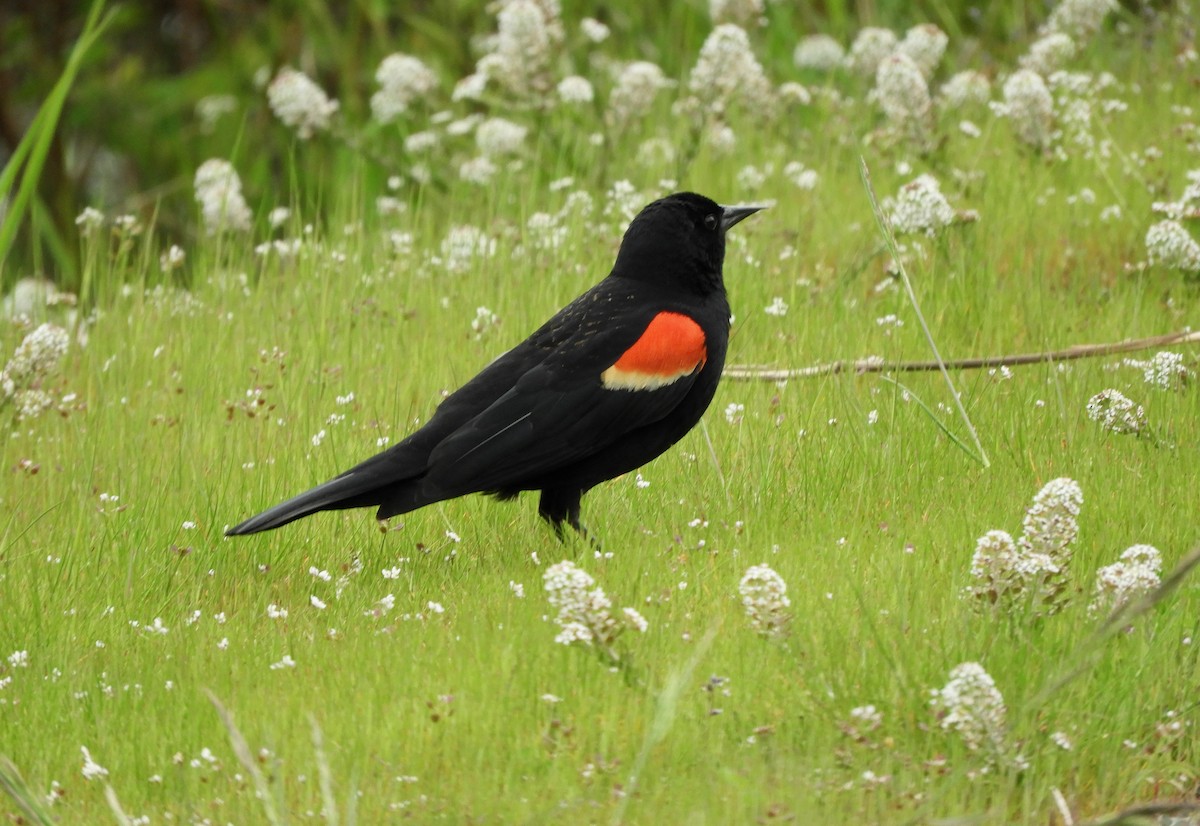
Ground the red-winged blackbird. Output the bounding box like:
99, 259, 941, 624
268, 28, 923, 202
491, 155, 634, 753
227, 192, 763, 540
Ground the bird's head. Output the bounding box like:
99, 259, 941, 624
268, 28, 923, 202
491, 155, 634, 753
611, 192, 766, 295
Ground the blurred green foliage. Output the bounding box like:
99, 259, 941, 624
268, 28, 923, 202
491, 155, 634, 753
0, 0, 1150, 289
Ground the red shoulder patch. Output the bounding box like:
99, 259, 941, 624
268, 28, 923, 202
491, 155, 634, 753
601, 312, 707, 391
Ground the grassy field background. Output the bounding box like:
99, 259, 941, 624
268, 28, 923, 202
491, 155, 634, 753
2, 1, 1199, 823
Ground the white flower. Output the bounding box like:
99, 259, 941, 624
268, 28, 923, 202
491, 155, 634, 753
75, 206, 106, 234
557, 75, 594, 104
1086, 388, 1146, 434
544, 561, 644, 655
404, 130, 439, 154
1041, 0, 1119, 43
477, 0, 554, 99
267, 67, 338, 139
709, 0, 763, 27
459, 156, 498, 185
882, 174, 956, 236
194, 159, 252, 234
846, 27, 898, 77
1021, 477, 1084, 561
160, 244, 186, 273
580, 17, 609, 43
7, 650, 29, 668
849, 704, 883, 731
608, 61, 672, 127
938, 70, 992, 109
999, 70, 1054, 149
270, 654, 297, 670
1020, 33, 1077, 76
1139, 351, 1190, 390
81, 747, 109, 781
794, 35, 844, 71
897, 24, 948, 79
310, 595, 326, 610
2, 323, 69, 389
440, 225, 497, 271
687, 25, 773, 115
1090, 544, 1162, 616
371, 53, 439, 123
738, 564, 791, 637
764, 296, 788, 316
875, 53, 934, 150
476, 117, 527, 156
932, 662, 1007, 753
783, 161, 818, 189
1146, 220, 1200, 271
471, 306, 499, 336
724, 402, 745, 424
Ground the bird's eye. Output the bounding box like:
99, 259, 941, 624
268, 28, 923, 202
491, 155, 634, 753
704, 213, 719, 230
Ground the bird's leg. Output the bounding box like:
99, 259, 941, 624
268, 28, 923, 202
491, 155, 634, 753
538, 489, 601, 551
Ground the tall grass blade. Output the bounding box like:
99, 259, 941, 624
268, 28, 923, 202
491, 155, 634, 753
859, 156, 990, 468
0, 0, 115, 276
0, 755, 56, 825
206, 690, 284, 825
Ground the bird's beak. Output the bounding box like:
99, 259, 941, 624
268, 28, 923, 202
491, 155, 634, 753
720, 203, 768, 231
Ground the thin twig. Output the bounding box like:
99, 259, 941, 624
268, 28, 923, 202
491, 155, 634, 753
859, 156, 990, 467
725, 329, 1200, 381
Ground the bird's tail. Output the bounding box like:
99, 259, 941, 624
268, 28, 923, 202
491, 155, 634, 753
226, 468, 407, 536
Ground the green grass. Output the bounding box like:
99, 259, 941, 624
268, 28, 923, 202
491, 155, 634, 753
2, 5, 1200, 824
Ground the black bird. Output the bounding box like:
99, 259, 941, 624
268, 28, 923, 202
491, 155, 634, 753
227, 192, 764, 540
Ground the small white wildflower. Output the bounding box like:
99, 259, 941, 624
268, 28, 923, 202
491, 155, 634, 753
471, 306, 499, 336
1020, 33, 1077, 76
608, 61, 672, 127
764, 296, 788, 316
1021, 477, 1084, 562
686, 25, 773, 116
709, 0, 764, 27
1086, 389, 1146, 434
310, 595, 326, 610
850, 704, 883, 731
269, 654, 297, 670
557, 75, 594, 104
7, 650, 29, 668
738, 564, 791, 637
724, 402, 745, 424
897, 24, 948, 79
580, 17, 609, 43
476, 117, 528, 156
194, 159, 252, 234
1050, 730, 1073, 750
875, 54, 934, 150
509, 581, 525, 598
1140, 352, 1190, 390
371, 53, 439, 124
267, 67, 338, 139
1042, 0, 1118, 43
1146, 220, 1200, 271
80, 747, 108, 781
160, 244, 186, 273
459, 156, 498, 185
544, 560, 641, 656
1090, 544, 1162, 616
999, 70, 1054, 149
883, 174, 956, 236
931, 662, 1007, 753
75, 206, 106, 234
939, 70, 992, 109
847, 27, 898, 78
793, 34, 845, 71
266, 603, 288, 620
